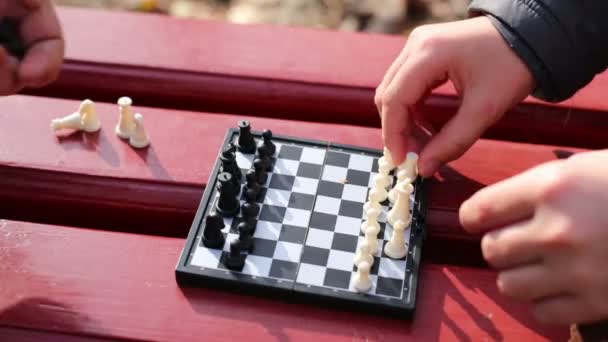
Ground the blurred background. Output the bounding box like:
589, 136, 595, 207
55, 0, 469, 35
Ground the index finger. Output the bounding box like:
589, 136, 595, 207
459, 161, 563, 234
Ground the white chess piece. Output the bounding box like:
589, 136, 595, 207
388, 176, 411, 204
79, 99, 101, 132
373, 173, 391, 192
378, 158, 393, 177
129, 113, 150, 148
51, 99, 100, 132
360, 207, 380, 234
362, 200, 381, 214
353, 261, 373, 292
353, 240, 374, 267
384, 219, 408, 259
386, 181, 414, 226
364, 225, 379, 254
399, 152, 418, 181
378, 147, 395, 172
116, 96, 136, 139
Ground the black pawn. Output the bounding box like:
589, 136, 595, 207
262, 129, 276, 156
243, 169, 261, 202
220, 145, 241, 188
236, 120, 256, 154
252, 158, 268, 184
237, 221, 254, 252
215, 172, 240, 217
257, 143, 273, 172
225, 240, 246, 270
241, 202, 260, 235
202, 211, 225, 249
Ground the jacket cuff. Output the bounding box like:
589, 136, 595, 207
469, 0, 579, 102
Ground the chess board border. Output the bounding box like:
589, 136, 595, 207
175, 127, 428, 319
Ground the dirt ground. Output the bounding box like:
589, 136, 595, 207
55, 0, 469, 35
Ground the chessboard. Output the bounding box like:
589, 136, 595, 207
175, 121, 428, 318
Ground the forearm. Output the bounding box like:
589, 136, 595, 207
469, 0, 608, 102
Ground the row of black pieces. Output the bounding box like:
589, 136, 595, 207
203, 121, 276, 270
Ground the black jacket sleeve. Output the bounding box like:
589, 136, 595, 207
468, 0, 608, 102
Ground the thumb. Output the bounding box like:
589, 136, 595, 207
418, 89, 501, 176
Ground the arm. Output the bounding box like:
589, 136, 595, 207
470, 0, 608, 102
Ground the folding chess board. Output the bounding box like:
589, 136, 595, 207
176, 124, 428, 318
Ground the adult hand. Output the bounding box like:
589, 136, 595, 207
460, 149, 608, 324
0, 0, 64, 95
375, 16, 534, 175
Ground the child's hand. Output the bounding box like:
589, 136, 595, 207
0, 0, 64, 95
375, 16, 534, 175
460, 149, 608, 324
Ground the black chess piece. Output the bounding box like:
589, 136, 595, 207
243, 169, 261, 202
236, 120, 256, 154
257, 143, 273, 172
225, 240, 246, 270
215, 172, 240, 216
241, 202, 260, 235
202, 211, 225, 249
262, 129, 276, 156
220, 145, 242, 188
237, 221, 254, 252
252, 158, 268, 184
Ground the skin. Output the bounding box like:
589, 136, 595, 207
377, 15, 608, 324
0, 0, 64, 95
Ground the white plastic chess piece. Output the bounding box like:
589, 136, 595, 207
79, 99, 101, 132
116, 96, 136, 139
378, 158, 393, 177
399, 152, 418, 182
364, 225, 379, 254
360, 207, 380, 234
51, 99, 100, 132
384, 219, 408, 259
386, 181, 414, 226
378, 147, 395, 172
363, 200, 381, 214
373, 173, 391, 192
388, 176, 411, 204
353, 240, 374, 267
129, 113, 150, 148
353, 261, 373, 292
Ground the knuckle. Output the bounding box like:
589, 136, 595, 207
537, 161, 572, 201
409, 26, 442, 52
481, 234, 505, 267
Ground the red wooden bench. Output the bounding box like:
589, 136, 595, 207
2, 5, 605, 340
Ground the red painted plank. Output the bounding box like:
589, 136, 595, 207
22, 7, 608, 148
0, 327, 124, 342
0, 220, 568, 341
0, 95, 585, 263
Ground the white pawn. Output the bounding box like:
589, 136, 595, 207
362, 200, 381, 214
129, 113, 150, 148
353, 240, 373, 267
384, 219, 408, 259
364, 225, 379, 254
373, 173, 392, 192
353, 261, 373, 292
386, 181, 414, 226
388, 176, 411, 204
360, 207, 380, 234
116, 96, 136, 139
51, 99, 101, 133
378, 158, 393, 177
399, 152, 419, 182
378, 147, 395, 172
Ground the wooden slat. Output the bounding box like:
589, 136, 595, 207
0, 95, 585, 264
22, 7, 608, 148
0, 220, 568, 341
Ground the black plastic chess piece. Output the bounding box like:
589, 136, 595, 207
237, 221, 254, 252
202, 211, 225, 249
257, 143, 273, 172
215, 172, 240, 217
225, 240, 246, 270
220, 145, 242, 188
252, 158, 268, 184
262, 129, 276, 155
236, 120, 256, 154
243, 169, 261, 202
241, 202, 260, 235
